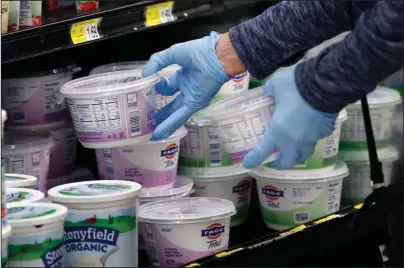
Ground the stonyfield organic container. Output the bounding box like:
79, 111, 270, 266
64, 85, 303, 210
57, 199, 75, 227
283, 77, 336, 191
2, 224, 12, 266
96, 127, 187, 192
7, 202, 67, 267
61, 70, 160, 149
340, 86, 402, 149
48, 180, 142, 267
6, 188, 44, 204
264, 109, 348, 170
45, 167, 96, 196
338, 146, 399, 205
5, 173, 37, 189
204, 87, 277, 165
139, 197, 235, 267
251, 161, 349, 231
19, 0, 42, 27
181, 166, 252, 227
3, 132, 54, 192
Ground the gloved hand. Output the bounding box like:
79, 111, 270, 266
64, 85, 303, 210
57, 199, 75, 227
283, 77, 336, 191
242, 65, 339, 169
143, 31, 230, 140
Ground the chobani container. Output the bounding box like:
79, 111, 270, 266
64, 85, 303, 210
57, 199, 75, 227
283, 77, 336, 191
2, 110, 7, 225
5, 173, 37, 189
3, 132, 54, 192
338, 146, 399, 205
6, 188, 44, 204
1, 224, 12, 266
264, 109, 348, 170
60, 70, 160, 149
139, 197, 236, 267
48, 180, 142, 267
7, 202, 67, 267
251, 161, 349, 231
340, 86, 402, 149
96, 127, 187, 192
204, 87, 277, 165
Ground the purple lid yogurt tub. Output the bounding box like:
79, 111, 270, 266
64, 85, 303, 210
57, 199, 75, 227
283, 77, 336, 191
138, 197, 236, 267
204, 87, 277, 166
60, 69, 160, 149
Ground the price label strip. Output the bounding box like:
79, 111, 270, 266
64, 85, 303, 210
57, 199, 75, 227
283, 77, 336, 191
70, 17, 103, 45
145, 1, 177, 27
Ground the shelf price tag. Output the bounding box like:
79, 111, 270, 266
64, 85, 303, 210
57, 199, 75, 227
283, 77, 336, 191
70, 17, 102, 45
145, 1, 176, 27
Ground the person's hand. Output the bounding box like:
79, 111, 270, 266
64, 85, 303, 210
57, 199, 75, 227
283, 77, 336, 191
143, 32, 230, 140
242, 65, 339, 169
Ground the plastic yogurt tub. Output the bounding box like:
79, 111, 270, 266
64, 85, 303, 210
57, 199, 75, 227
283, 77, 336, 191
340, 86, 402, 149
6, 202, 68, 267
264, 109, 348, 170
204, 87, 277, 165
3, 131, 54, 192
338, 146, 399, 205
180, 166, 252, 227
96, 127, 187, 192
251, 161, 349, 231
45, 167, 96, 194
60, 69, 160, 149
2, 66, 75, 127
48, 180, 142, 267
5, 173, 38, 189
212, 72, 250, 104
2, 224, 12, 266
6, 188, 44, 204
138, 197, 236, 267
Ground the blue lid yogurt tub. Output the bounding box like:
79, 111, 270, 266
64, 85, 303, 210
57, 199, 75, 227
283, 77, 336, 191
6, 188, 44, 204
48, 180, 142, 267
138, 197, 235, 267
6, 202, 67, 267
1, 224, 12, 266
5, 173, 38, 189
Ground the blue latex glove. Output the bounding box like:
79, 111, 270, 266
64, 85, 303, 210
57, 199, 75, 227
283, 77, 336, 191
142, 32, 230, 140
242, 65, 339, 169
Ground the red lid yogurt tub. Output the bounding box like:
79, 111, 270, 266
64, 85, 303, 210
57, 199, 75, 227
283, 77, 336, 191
60, 69, 160, 149
138, 197, 236, 267
5, 173, 38, 189
204, 87, 277, 166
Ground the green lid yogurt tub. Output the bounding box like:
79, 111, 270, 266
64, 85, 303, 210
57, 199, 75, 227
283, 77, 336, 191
251, 161, 349, 231
6, 202, 68, 267
138, 197, 235, 267
5, 173, 38, 189
6, 188, 44, 204
1, 224, 12, 266
48, 180, 142, 267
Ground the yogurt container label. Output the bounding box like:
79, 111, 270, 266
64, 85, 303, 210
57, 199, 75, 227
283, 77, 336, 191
6, 191, 33, 203
59, 183, 131, 196
156, 92, 179, 109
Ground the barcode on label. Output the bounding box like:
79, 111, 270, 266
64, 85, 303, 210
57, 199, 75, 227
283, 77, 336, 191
85, 24, 100, 40
148, 240, 160, 265
130, 111, 141, 134
209, 143, 221, 166
294, 212, 309, 223
160, 7, 176, 23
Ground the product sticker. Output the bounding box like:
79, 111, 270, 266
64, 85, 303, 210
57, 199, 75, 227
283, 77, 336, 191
59, 183, 131, 196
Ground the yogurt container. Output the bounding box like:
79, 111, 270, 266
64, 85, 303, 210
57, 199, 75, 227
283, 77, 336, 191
8, 0, 20, 31
2, 66, 75, 127
19, 0, 42, 27
45, 167, 95, 193
6, 202, 67, 267
2, 224, 12, 266
264, 109, 348, 170
251, 161, 349, 231
204, 87, 277, 165
338, 146, 399, 205
340, 86, 402, 149
48, 180, 142, 267
96, 127, 187, 192
2, 110, 7, 225
3, 131, 54, 192
181, 166, 252, 227
1, 0, 10, 33
6, 188, 44, 204
138, 197, 236, 267
212, 72, 250, 104
5, 173, 37, 189
60, 70, 160, 149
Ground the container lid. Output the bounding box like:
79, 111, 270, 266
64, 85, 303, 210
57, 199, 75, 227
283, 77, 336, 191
90, 61, 148, 75
5, 173, 38, 188
349, 86, 402, 108
3, 131, 54, 152
48, 180, 142, 204
139, 176, 194, 200
204, 87, 274, 121
2, 224, 12, 239
338, 145, 399, 163
157, 64, 181, 78
138, 197, 236, 224
7, 202, 68, 228
60, 69, 160, 98
186, 114, 215, 127
179, 165, 249, 180
6, 188, 44, 204
135, 127, 187, 146
251, 161, 349, 181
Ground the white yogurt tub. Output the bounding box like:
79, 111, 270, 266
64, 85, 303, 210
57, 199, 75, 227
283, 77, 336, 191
60, 69, 160, 149
48, 180, 142, 267
6, 188, 44, 204
96, 127, 187, 192
7, 202, 67, 267
338, 146, 399, 205
3, 131, 54, 192
5, 173, 37, 189
264, 109, 348, 170
45, 167, 96, 194
340, 86, 402, 149
1, 224, 12, 266
212, 72, 250, 104
204, 87, 277, 165
251, 161, 349, 231
181, 166, 252, 227
139, 197, 236, 267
